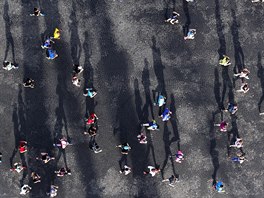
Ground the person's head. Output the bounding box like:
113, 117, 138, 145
34, 8, 38, 12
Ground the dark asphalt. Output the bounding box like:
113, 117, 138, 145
0, 0, 264, 197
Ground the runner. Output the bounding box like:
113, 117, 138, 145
55, 167, 71, 177
51, 28, 61, 40
142, 120, 159, 131
46, 48, 58, 60
154, 93, 166, 107
83, 88, 97, 98
3, 61, 18, 70
23, 78, 34, 88
89, 140, 102, 153
171, 150, 184, 163
41, 37, 54, 49
160, 108, 172, 121
72, 74, 81, 87
143, 166, 160, 177
137, 132, 147, 144
162, 175, 179, 187
234, 68, 250, 79
116, 143, 131, 155
214, 121, 228, 132
10, 162, 26, 173
30, 8, 45, 16
184, 29, 196, 40
224, 102, 238, 114
213, 181, 225, 193
165, 11, 180, 24
85, 113, 98, 125
53, 137, 72, 149
20, 185, 31, 195
230, 138, 243, 148
219, 55, 231, 66
19, 141, 27, 154
119, 165, 132, 175
31, 172, 41, 183
236, 83, 249, 93
36, 153, 55, 164
47, 185, 59, 197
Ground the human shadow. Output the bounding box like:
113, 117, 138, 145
231, 9, 244, 73
163, 0, 176, 19
69, 1, 82, 65
214, 0, 226, 57
182, 0, 191, 36
142, 58, 155, 121
210, 111, 219, 186
151, 36, 166, 94
83, 31, 96, 115
134, 79, 143, 122
214, 68, 222, 109
169, 94, 180, 145
221, 67, 234, 106
54, 73, 69, 167
3, 0, 15, 62
145, 130, 158, 168
257, 53, 264, 113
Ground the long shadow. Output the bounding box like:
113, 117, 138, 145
41, 0, 100, 197
83, 31, 96, 115
210, 112, 219, 186
142, 58, 154, 121
215, 0, 226, 57
182, 0, 191, 36
169, 94, 180, 145
3, 0, 15, 62
214, 68, 222, 109
20, 0, 53, 196
257, 53, 264, 113
152, 37, 166, 94
134, 79, 143, 122
231, 9, 244, 73
69, 1, 82, 65
54, 73, 70, 168
97, 2, 159, 197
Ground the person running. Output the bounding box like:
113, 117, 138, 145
171, 150, 184, 163
51, 28, 61, 40
143, 166, 160, 177
83, 88, 97, 98
154, 93, 166, 107
30, 8, 45, 16
19, 141, 27, 154
85, 113, 98, 125
72, 74, 81, 87
116, 143, 131, 155
236, 83, 249, 93
231, 155, 246, 164
230, 138, 243, 148
89, 140, 102, 153
36, 153, 55, 164
46, 48, 58, 60
142, 120, 159, 131
162, 175, 179, 187
214, 121, 228, 132
73, 64, 84, 75
160, 108, 172, 122
119, 165, 131, 175
224, 102, 238, 114
137, 132, 147, 144
219, 55, 231, 66
84, 125, 97, 136
165, 11, 180, 24
10, 162, 26, 173
23, 78, 35, 88
55, 167, 71, 177
53, 137, 72, 149
47, 185, 59, 197
3, 61, 18, 71
234, 68, 250, 80
213, 181, 225, 193
41, 37, 54, 49
20, 184, 32, 195
31, 172, 41, 183
184, 29, 196, 40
